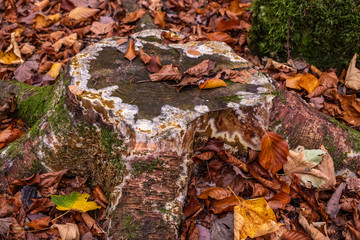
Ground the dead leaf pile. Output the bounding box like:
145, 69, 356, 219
1, 169, 108, 239
180, 132, 360, 240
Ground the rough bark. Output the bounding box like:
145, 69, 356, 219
0, 29, 359, 239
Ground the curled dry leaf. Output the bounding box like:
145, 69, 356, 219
68, 7, 99, 22
20, 43, 36, 55
286, 73, 319, 94
34, 0, 49, 11
325, 182, 346, 219
323, 102, 342, 117
218, 150, 248, 172
197, 187, 231, 200
215, 68, 252, 83
216, 19, 240, 32
26, 216, 51, 230
33, 13, 61, 30
149, 64, 182, 82
192, 151, 215, 162
68, 85, 84, 96
259, 132, 289, 175
93, 185, 109, 208
122, 9, 146, 23
138, 48, 151, 64
146, 55, 162, 73
338, 94, 360, 126
268, 192, 291, 210
53, 33, 78, 52
184, 195, 201, 217
154, 11, 166, 28
184, 60, 216, 77
124, 39, 137, 61
206, 32, 234, 43
248, 164, 281, 190
265, 58, 297, 72
345, 53, 360, 90
53, 223, 80, 240
210, 195, 239, 214
46, 63, 62, 79
0, 32, 23, 64
81, 212, 104, 236
298, 214, 330, 240
199, 78, 226, 89
0, 125, 25, 149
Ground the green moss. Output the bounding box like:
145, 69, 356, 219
219, 95, 244, 102
121, 215, 140, 240
328, 117, 360, 152
100, 127, 122, 153
271, 91, 286, 103
250, 0, 360, 70
132, 158, 164, 176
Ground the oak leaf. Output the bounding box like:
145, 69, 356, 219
50, 191, 101, 212
234, 197, 279, 240
259, 132, 289, 174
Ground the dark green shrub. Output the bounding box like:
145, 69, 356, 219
249, 0, 360, 70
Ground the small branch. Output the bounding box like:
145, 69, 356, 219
286, 17, 291, 61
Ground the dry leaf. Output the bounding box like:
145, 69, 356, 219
90, 20, 114, 35
68, 85, 84, 96
338, 94, 360, 126
266, 58, 296, 72
218, 150, 248, 172
122, 9, 146, 23
216, 68, 252, 83
187, 49, 202, 56
34, 0, 49, 11
146, 55, 162, 73
216, 19, 240, 32
68, 7, 99, 22
53, 33, 78, 52
286, 73, 319, 93
268, 192, 291, 210
325, 182, 346, 219
210, 195, 239, 214
197, 187, 231, 200
282, 230, 311, 240
138, 48, 151, 64
192, 151, 214, 162
21, 43, 36, 55
33, 13, 61, 30
206, 32, 234, 43
234, 197, 279, 240
185, 60, 216, 77
26, 216, 51, 230
259, 132, 289, 175
0, 125, 25, 149
149, 64, 182, 82
154, 11, 166, 28
345, 53, 360, 90
124, 39, 137, 61
46, 63, 62, 79
53, 223, 80, 240
298, 214, 329, 240
199, 78, 226, 89
0, 32, 23, 64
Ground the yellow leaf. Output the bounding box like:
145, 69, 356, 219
52, 223, 80, 240
299, 73, 319, 94
234, 198, 279, 240
51, 191, 100, 212
68, 7, 99, 22
0, 32, 23, 65
33, 13, 61, 30
199, 78, 226, 89
286, 75, 302, 90
46, 63, 62, 79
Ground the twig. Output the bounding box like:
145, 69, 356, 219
51, 210, 70, 223
286, 17, 291, 61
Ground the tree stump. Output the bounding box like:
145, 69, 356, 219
1, 29, 359, 239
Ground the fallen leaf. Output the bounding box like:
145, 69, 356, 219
323, 102, 342, 117
215, 68, 252, 83
46, 63, 62, 79
199, 78, 226, 89
122, 9, 146, 23
149, 64, 182, 82
192, 151, 214, 162
298, 214, 329, 240
92, 185, 108, 208
216, 19, 240, 32
0, 217, 12, 236
248, 164, 281, 190
0, 32, 23, 64
34, 0, 49, 11
138, 48, 151, 64
26, 198, 55, 214
53, 223, 80, 240
124, 39, 137, 61
234, 197, 279, 240
187, 49, 202, 56
33, 13, 61, 30
198, 187, 231, 200
218, 150, 248, 172
26, 216, 51, 230
68, 7, 99, 22
338, 94, 360, 126
210, 195, 239, 214
206, 32, 234, 43
68, 85, 84, 96
81, 212, 104, 236
185, 60, 216, 77
53, 33, 78, 52
268, 192, 291, 210
51, 191, 101, 212
90, 17, 114, 35
281, 230, 311, 240
345, 53, 360, 90
154, 11, 166, 28
259, 132, 289, 175
325, 182, 346, 219
299, 73, 319, 94
184, 195, 201, 217
0, 125, 24, 149
146, 55, 162, 73
266, 58, 297, 72
347, 223, 360, 240
20, 43, 36, 55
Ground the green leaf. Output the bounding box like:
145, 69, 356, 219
304, 149, 326, 164
51, 191, 101, 212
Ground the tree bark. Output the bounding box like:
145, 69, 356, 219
0, 29, 359, 239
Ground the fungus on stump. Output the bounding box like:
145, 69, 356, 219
0, 30, 359, 239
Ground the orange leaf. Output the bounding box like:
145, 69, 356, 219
122, 9, 146, 24
0, 126, 24, 149
210, 195, 239, 214
124, 39, 137, 61
258, 132, 289, 174
206, 32, 234, 43
199, 78, 226, 89
299, 73, 319, 94
26, 216, 51, 230
68, 7, 99, 22
138, 48, 151, 64
187, 49, 202, 56
198, 187, 231, 200
286, 75, 302, 90
154, 11, 166, 28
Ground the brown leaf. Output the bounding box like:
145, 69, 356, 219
149, 64, 182, 82
20, 43, 36, 55
53, 33, 78, 52
268, 192, 291, 210
52, 223, 80, 240
326, 182, 346, 219
90, 20, 114, 35
33, 13, 61, 30
124, 39, 137, 61
154, 11, 166, 28
93, 185, 108, 208
347, 223, 360, 240
68, 7, 99, 22
311, 65, 323, 78
186, 49, 202, 56
184, 195, 201, 218
81, 212, 104, 236
138, 48, 151, 64
68, 85, 84, 96
26, 216, 51, 230
192, 151, 215, 162
197, 187, 231, 200
184, 60, 216, 77
215, 68, 252, 83
177, 76, 201, 88
38, 169, 68, 197
259, 132, 289, 175
338, 94, 360, 126
281, 230, 311, 240
266, 58, 297, 72
248, 164, 281, 190
0, 125, 24, 149
210, 195, 239, 214
34, 0, 50, 11
206, 32, 234, 44
146, 55, 162, 73
0, 195, 15, 218
122, 9, 146, 23
345, 53, 360, 90
218, 150, 248, 172
216, 19, 240, 32
26, 198, 55, 214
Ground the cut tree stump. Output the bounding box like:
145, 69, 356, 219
0, 29, 359, 239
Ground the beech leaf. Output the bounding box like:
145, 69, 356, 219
52, 223, 80, 240
51, 191, 101, 212
259, 132, 289, 174
124, 39, 137, 61
122, 9, 146, 23
149, 64, 182, 82
199, 78, 226, 89
345, 53, 360, 90
154, 11, 166, 28
198, 187, 231, 200
68, 7, 99, 22
206, 32, 234, 43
